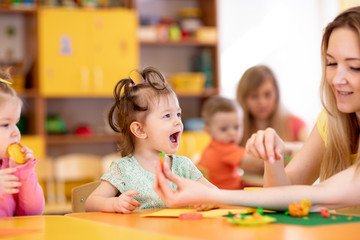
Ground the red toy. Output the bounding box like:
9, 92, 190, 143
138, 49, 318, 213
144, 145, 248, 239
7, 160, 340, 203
179, 213, 203, 220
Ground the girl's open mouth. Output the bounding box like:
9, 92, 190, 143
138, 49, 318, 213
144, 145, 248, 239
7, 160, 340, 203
170, 132, 180, 143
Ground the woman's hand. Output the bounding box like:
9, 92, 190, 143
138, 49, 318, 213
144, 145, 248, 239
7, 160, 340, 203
0, 167, 21, 195
113, 190, 141, 214
245, 128, 285, 163
154, 163, 214, 207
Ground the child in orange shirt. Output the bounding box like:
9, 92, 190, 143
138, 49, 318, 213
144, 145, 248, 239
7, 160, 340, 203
197, 96, 245, 189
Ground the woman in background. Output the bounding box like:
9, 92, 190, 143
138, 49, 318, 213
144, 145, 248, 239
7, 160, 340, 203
236, 65, 308, 185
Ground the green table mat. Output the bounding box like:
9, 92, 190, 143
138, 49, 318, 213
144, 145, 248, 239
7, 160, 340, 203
224, 212, 360, 226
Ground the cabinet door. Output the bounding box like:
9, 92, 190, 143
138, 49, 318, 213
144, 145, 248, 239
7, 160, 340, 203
38, 9, 92, 97
91, 9, 138, 96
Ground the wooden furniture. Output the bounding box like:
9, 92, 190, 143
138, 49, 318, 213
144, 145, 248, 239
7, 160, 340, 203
0, 0, 219, 213
0, 4, 138, 159
0, 0, 219, 157
54, 153, 102, 204
2, 209, 360, 239
65, 210, 360, 240
71, 181, 101, 213
136, 0, 219, 121
0, 215, 173, 240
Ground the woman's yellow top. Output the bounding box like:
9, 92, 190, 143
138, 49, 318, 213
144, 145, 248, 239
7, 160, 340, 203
316, 109, 357, 161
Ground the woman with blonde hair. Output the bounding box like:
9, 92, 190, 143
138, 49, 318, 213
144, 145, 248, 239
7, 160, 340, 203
153, 6, 360, 211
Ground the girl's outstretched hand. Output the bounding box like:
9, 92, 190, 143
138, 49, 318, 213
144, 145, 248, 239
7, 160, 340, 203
0, 168, 21, 195
245, 127, 285, 163
113, 190, 141, 214
154, 163, 213, 207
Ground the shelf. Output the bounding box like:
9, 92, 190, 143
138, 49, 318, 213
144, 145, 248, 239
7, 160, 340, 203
0, 6, 37, 13
175, 88, 218, 98
46, 134, 121, 145
18, 89, 39, 98
140, 39, 217, 47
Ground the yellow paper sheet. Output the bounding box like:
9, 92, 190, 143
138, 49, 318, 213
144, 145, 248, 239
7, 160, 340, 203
142, 208, 252, 218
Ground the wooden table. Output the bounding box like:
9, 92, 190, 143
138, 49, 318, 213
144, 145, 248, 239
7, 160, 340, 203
0, 215, 185, 240
66, 210, 360, 240
2, 209, 360, 240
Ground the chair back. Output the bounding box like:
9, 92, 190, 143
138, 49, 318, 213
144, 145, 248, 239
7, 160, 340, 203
101, 152, 121, 174
71, 181, 101, 213
54, 154, 101, 203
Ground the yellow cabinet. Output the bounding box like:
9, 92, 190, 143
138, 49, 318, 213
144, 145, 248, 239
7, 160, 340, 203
38, 8, 138, 97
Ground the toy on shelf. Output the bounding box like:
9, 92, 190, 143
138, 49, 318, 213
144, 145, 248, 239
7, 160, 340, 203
288, 199, 312, 217
46, 114, 66, 134
7, 143, 25, 164
74, 124, 93, 136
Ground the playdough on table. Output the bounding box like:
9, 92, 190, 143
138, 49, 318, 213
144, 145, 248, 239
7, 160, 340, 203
7, 143, 25, 164
142, 208, 254, 218
159, 151, 165, 169
288, 199, 312, 217
227, 212, 276, 226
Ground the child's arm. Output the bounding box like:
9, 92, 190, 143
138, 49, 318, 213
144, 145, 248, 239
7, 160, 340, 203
13, 145, 45, 216
85, 180, 141, 214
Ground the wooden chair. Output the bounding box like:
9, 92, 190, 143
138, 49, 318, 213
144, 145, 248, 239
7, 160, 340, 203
101, 152, 121, 174
54, 154, 102, 204
35, 157, 56, 204
71, 181, 101, 213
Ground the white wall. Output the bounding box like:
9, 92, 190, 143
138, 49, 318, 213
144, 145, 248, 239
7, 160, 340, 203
218, 0, 339, 130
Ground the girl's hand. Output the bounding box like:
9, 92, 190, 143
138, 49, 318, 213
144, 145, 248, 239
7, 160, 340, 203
18, 143, 35, 163
245, 128, 285, 163
154, 163, 213, 207
194, 203, 219, 211
0, 168, 21, 195
113, 190, 141, 214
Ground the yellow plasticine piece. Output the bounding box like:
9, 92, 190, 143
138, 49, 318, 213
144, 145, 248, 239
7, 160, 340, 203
288, 199, 312, 217
7, 143, 25, 164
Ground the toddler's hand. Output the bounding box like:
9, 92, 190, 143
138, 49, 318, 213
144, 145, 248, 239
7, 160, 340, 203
20, 144, 35, 163
113, 190, 141, 214
194, 203, 220, 211
0, 168, 21, 195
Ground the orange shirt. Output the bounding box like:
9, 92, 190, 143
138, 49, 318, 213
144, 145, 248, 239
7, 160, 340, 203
197, 140, 245, 189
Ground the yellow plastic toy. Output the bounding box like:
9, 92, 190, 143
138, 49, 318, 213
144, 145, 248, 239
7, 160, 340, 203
7, 143, 25, 164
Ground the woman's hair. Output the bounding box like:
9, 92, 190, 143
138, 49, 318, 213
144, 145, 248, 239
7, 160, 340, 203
236, 64, 291, 146
108, 67, 175, 157
319, 7, 360, 180
202, 96, 241, 125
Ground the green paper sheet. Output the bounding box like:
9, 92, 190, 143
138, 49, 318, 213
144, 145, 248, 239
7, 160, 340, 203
224, 212, 360, 226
